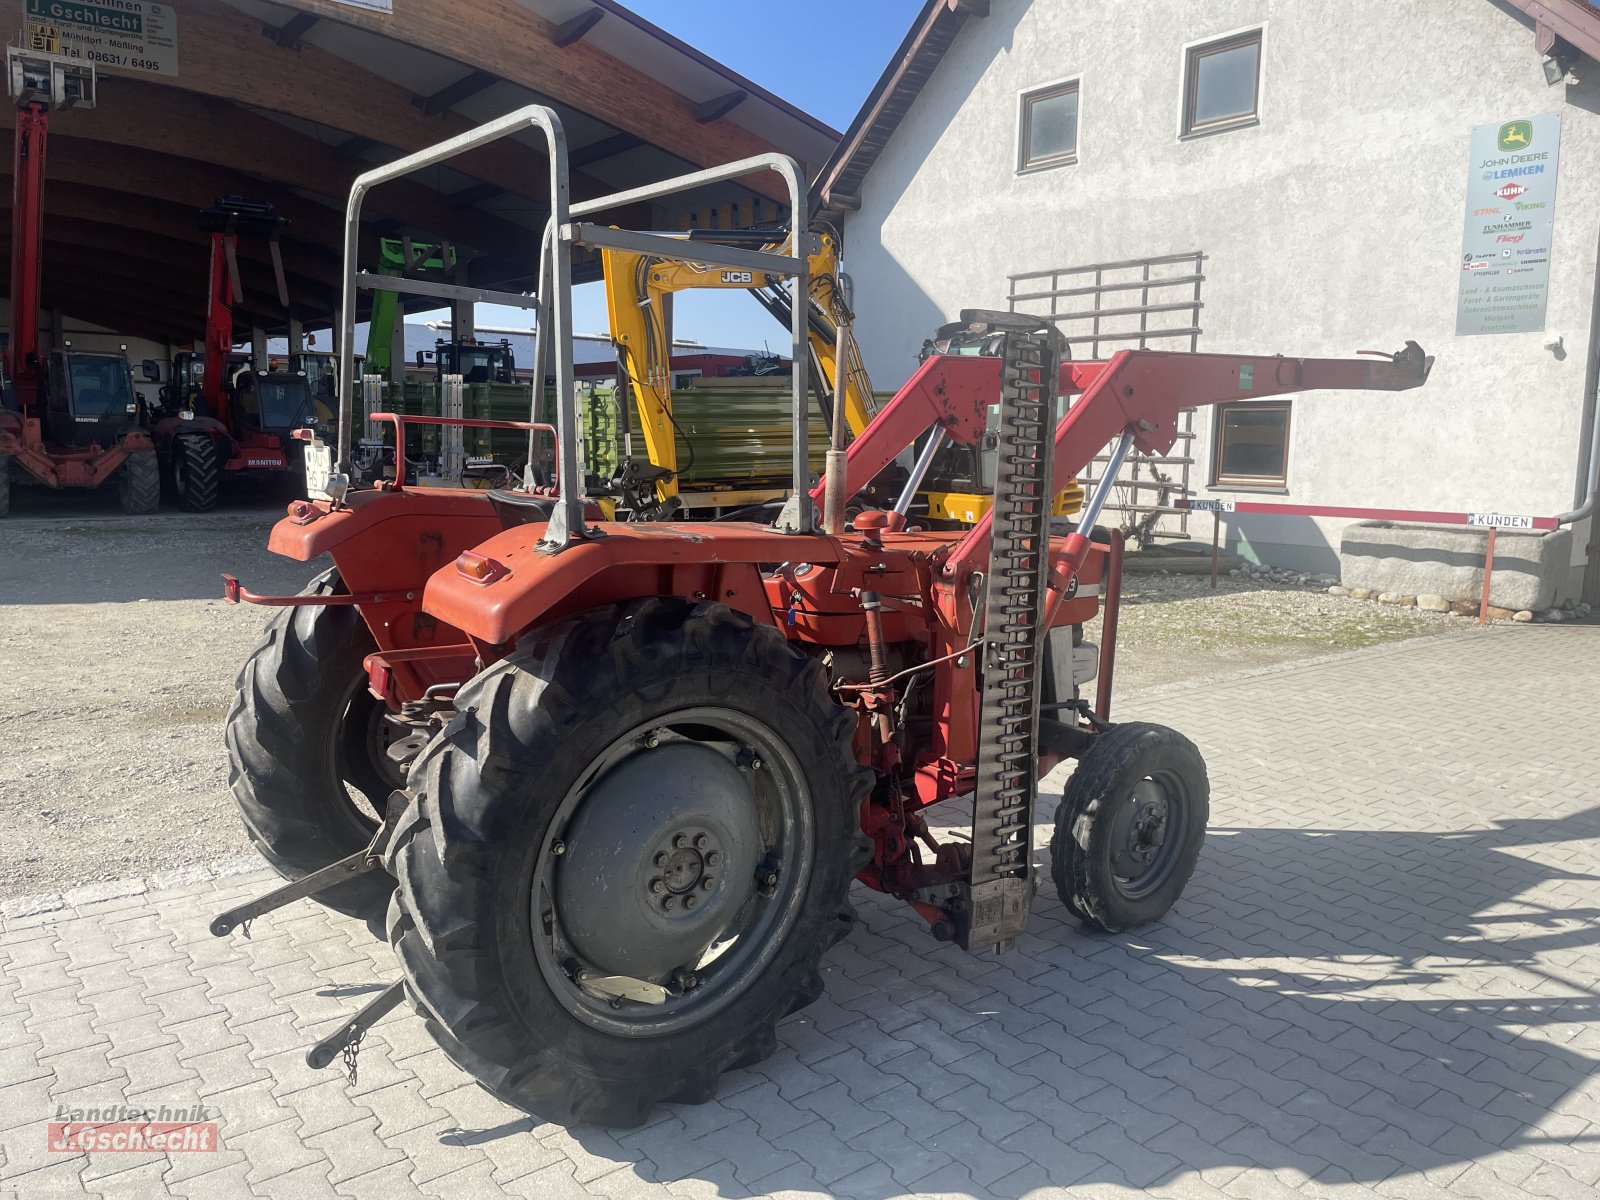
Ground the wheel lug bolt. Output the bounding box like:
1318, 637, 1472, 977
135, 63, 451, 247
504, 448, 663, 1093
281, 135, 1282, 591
550, 840, 566, 856
684, 896, 697, 910
654, 852, 667, 866
737, 748, 762, 771
673, 834, 687, 849
705, 851, 720, 867
649, 878, 665, 893
693, 833, 708, 850
663, 895, 676, 910
644, 732, 660, 748
701, 877, 714, 891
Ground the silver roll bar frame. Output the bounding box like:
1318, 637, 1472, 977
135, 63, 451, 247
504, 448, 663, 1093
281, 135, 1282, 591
335, 103, 815, 545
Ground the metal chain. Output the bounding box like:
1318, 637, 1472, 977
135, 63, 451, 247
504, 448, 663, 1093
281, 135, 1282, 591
342, 1027, 364, 1086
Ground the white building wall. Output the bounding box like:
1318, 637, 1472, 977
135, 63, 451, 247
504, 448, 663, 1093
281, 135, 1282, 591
844, 0, 1600, 573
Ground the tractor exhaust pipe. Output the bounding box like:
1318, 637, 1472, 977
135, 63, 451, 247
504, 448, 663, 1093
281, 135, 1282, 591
822, 316, 852, 536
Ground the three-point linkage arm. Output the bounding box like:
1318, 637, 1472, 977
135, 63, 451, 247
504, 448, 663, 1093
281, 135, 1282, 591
812, 340, 1433, 587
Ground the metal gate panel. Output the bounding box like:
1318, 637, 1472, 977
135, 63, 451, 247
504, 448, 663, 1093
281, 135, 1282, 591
1008, 253, 1204, 541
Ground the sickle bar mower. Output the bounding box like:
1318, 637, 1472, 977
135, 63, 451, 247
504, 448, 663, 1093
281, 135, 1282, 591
211, 106, 1433, 1127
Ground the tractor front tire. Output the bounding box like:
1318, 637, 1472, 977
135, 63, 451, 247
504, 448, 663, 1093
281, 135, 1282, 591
173, 435, 220, 512
118, 450, 161, 515
389, 599, 873, 1127
225, 569, 401, 920
1050, 722, 1209, 933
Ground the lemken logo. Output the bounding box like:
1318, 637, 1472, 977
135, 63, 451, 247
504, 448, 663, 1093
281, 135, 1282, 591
1498, 120, 1533, 151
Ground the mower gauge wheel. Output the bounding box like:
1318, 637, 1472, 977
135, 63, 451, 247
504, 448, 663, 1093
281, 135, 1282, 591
1050, 722, 1208, 933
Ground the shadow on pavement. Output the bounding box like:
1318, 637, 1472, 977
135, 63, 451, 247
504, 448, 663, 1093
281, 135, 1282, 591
551, 803, 1600, 1196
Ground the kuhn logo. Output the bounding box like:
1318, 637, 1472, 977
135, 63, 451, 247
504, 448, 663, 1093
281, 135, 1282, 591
1495, 182, 1528, 200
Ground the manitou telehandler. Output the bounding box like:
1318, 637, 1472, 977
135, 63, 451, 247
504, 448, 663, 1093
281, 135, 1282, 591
0, 50, 158, 517
149, 198, 321, 510
213, 109, 1432, 1128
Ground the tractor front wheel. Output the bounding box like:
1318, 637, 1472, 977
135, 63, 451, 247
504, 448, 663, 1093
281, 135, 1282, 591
388, 599, 872, 1127
118, 450, 160, 515
1050, 722, 1209, 933
225, 569, 404, 919
173, 435, 220, 512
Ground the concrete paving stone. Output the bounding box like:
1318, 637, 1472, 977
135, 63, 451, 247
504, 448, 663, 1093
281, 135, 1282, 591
827, 1016, 922, 1066
695, 1078, 813, 1142
115, 1041, 200, 1097
27, 1011, 105, 1059
614, 1114, 725, 1183
533, 1126, 635, 1186
330, 1158, 420, 1199
302, 1116, 407, 1186
912, 1116, 1035, 1188
376, 1118, 485, 1185
842, 1116, 952, 1188
233, 1115, 330, 1186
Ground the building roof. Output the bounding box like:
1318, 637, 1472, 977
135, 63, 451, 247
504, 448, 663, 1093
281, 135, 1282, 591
811, 0, 989, 223
812, 0, 1596, 225
1, 0, 839, 344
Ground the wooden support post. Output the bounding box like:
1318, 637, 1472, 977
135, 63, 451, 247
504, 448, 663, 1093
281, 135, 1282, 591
287, 315, 304, 354
1478, 526, 1498, 625
251, 326, 268, 368
1210, 517, 1221, 589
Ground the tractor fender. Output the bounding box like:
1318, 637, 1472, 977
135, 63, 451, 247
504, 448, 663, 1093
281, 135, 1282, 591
422, 522, 846, 646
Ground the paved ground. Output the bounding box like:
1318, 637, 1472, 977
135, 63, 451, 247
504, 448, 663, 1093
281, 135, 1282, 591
3, 624, 1598, 1199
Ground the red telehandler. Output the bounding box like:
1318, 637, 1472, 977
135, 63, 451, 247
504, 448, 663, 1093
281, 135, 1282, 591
150, 198, 322, 511
0, 50, 158, 517
212, 108, 1432, 1127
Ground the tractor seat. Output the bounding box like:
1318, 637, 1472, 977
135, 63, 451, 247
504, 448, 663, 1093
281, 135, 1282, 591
486, 489, 556, 529
486, 489, 608, 530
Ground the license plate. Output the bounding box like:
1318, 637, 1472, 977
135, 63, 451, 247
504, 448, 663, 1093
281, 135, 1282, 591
304, 442, 334, 501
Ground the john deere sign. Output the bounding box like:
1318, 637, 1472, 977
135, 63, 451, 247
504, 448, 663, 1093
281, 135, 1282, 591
23, 0, 179, 77
1457, 113, 1561, 336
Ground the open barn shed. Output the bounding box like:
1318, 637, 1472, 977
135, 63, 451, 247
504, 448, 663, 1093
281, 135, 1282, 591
0, 0, 838, 365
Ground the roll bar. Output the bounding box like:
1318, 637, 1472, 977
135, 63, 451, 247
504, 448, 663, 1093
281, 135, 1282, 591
335, 105, 815, 544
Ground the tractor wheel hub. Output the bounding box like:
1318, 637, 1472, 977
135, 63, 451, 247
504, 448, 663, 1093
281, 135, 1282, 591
553, 741, 760, 982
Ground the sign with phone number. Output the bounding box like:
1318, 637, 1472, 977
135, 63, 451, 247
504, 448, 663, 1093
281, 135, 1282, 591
24, 0, 178, 77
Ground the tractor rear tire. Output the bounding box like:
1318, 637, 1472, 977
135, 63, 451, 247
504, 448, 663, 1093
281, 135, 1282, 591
173, 435, 220, 512
1050, 722, 1208, 933
118, 450, 160, 515
0, 455, 10, 518
226, 569, 402, 920
388, 599, 873, 1127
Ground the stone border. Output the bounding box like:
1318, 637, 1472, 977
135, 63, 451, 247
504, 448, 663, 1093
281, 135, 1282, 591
0, 854, 267, 920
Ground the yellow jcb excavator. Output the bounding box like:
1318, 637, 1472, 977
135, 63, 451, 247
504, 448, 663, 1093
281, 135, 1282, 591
599, 230, 1084, 524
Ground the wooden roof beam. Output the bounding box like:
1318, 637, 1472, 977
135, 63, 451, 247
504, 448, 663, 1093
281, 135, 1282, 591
570, 132, 643, 168
0, 3, 619, 212
50, 78, 541, 262
449, 181, 505, 209
415, 68, 498, 117
551, 9, 604, 48
695, 91, 747, 124
266, 12, 319, 49
263, 0, 800, 204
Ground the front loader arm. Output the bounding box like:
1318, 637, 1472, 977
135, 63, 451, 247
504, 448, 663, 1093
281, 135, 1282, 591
947, 341, 1433, 587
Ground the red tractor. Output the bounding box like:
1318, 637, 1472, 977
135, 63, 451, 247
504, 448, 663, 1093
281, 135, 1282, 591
213, 110, 1432, 1127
